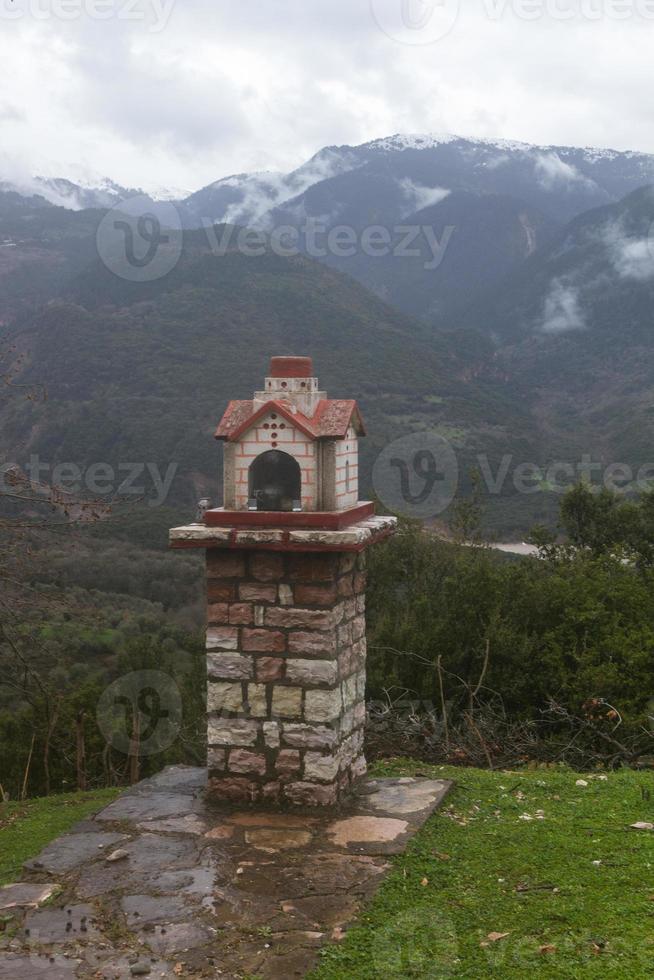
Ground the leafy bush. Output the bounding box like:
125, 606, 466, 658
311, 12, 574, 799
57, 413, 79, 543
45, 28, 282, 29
367, 492, 654, 765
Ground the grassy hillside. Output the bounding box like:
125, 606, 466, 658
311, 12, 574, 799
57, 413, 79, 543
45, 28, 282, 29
2, 226, 537, 536
6, 188, 654, 541
460, 186, 654, 472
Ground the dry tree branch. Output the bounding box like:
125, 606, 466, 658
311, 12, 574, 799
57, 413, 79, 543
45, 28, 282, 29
437, 655, 450, 752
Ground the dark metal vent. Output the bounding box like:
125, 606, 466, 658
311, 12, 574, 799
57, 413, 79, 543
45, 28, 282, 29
248, 450, 302, 512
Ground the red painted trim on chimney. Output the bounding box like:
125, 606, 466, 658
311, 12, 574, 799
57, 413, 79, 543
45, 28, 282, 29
204, 502, 375, 529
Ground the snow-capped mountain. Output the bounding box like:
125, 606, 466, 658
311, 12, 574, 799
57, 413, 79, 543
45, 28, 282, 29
179, 133, 654, 230
7, 131, 654, 226
0, 175, 139, 211
181, 146, 359, 229
3, 133, 654, 319
171, 134, 654, 318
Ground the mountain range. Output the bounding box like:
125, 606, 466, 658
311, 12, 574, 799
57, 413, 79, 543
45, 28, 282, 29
8, 133, 654, 320
2, 133, 654, 538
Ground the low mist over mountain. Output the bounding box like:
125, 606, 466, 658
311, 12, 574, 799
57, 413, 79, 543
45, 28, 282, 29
179, 133, 654, 319
182, 133, 654, 226
466, 185, 654, 471
5, 133, 654, 320
0, 176, 143, 212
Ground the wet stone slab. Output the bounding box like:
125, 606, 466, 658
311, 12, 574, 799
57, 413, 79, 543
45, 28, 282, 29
0, 883, 58, 910
367, 778, 450, 816
0, 952, 80, 979
81, 864, 218, 906
120, 894, 193, 927
24, 832, 127, 874
23, 904, 100, 944
136, 768, 208, 793
95, 792, 200, 824
136, 814, 208, 836
139, 921, 212, 957
2, 765, 452, 979
325, 815, 409, 850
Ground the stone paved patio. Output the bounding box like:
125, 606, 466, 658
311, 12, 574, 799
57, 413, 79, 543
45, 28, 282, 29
0, 766, 452, 979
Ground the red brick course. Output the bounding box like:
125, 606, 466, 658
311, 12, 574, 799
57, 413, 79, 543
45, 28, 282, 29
256, 657, 285, 682
207, 582, 238, 602
242, 629, 287, 653
294, 583, 338, 606
288, 553, 339, 582
207, 553, 246, 578
264, 607, 335, 630
250, 553, 285, 582
207, 603, 229, 625
229, 603, 254, 625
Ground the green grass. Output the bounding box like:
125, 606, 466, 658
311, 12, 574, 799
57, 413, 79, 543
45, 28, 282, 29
0, 789, 120, 885
312, 762, 654, 979
3, 768, 654, 976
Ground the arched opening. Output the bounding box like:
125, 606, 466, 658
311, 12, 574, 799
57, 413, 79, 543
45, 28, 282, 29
248, 450, 302, 512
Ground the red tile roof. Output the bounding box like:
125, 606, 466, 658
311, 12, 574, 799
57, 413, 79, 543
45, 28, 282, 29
215, 399, 365, 442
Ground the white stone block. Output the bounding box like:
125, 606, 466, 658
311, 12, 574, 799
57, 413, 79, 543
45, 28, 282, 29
305, 688, 342, 723
272, 687, 303, 719
207, 718, 259, 747
263, 721, 281, 748
207, 683, 244, 714
304, 752, 340, 782
248, 684, 268, 718
206, 628, 238, 652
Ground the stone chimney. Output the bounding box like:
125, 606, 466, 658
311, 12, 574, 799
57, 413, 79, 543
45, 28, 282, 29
170, 355, 396, 806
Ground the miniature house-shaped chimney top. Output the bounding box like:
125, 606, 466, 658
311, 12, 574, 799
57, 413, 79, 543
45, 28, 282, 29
169, 356, 397, 809
212, 355, 369, 522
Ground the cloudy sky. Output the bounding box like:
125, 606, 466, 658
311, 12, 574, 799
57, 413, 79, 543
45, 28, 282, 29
1, 0, 654, 194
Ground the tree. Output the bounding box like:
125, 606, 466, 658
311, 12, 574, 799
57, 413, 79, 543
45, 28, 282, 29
0, 342, 112, 794
532, 481, 654, 569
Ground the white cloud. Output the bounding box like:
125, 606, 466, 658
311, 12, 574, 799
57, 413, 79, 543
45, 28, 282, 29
541, 278, 586, 333
215, 173, 292, 227
210, 147, 361, 227
613, 237, 654, 280
601, 220, 654, 281
398, 178, 450, 216
534, 152, 593, 190
1, 2, 654, 191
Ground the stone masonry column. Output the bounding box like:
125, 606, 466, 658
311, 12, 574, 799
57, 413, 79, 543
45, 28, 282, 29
204, 548, 369, 806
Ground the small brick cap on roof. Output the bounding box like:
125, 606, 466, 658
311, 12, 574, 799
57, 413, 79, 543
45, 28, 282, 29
270, 356, 313, 378
215, 354, 366, 442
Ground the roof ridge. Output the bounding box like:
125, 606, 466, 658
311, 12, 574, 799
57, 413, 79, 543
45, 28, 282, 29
215, 397, 364, 441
